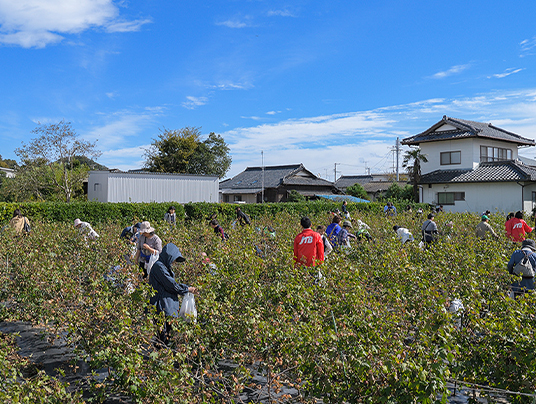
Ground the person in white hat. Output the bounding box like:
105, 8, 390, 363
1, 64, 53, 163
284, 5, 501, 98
134, 221, 162, 279
74, 218, 99, 240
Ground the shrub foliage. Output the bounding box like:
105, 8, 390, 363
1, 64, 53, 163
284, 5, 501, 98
0, 206, 532, 403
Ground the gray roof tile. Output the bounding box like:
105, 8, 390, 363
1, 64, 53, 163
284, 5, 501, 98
420, 160, 536, 184
402, 116, 535, 146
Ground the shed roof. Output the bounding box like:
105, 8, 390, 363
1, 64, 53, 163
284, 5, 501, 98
420, 160, 536, 184
402, 116, 536, 147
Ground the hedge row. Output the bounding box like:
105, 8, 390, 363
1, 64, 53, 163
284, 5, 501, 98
0, 201, 431, 225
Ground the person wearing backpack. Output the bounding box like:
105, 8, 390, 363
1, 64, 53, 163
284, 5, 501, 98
507, 239, 536, 297
235, 207, 251, 226
421, 213, 438, 245
9, 209, 30, 234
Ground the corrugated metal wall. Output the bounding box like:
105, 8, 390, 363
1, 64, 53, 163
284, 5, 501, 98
89, 172, 219, 203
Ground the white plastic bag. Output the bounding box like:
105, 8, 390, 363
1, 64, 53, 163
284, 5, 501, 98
145, 252, 159, 278
179, 292, 197, 323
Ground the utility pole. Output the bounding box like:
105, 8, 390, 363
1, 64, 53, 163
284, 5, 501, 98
261, 150, 264, 203
334, 163, 341, 182
396, 137, 400, 181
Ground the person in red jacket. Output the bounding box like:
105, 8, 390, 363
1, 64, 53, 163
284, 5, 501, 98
293, 217, 324, 267
506, 211, 533, 242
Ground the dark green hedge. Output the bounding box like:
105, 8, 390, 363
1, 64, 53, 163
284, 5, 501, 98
0, 201, 431, 225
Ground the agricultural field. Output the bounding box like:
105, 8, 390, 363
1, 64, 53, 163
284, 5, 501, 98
0, 209, 535, 403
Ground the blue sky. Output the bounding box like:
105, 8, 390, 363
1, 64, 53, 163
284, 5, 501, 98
2, 1, 536, 180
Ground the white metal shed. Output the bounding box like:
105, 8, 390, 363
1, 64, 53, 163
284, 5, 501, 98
88, 171, 219, 203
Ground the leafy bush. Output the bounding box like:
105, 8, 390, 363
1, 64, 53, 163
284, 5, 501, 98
2, 208, 527, 403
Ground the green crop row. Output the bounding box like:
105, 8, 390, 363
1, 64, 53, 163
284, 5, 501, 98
1, 209, 529, 403
0, 200, 431, 225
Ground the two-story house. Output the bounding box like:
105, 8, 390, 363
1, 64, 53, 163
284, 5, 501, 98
401, 116, 536, 213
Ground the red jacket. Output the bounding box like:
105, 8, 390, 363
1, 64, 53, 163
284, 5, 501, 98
506, 218, 533, 242
293, 228, 324, 267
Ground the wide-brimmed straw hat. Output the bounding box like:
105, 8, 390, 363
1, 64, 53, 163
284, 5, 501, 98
342, 220, 353, 228
74, 218, 82, 227
139, 221, 155, 234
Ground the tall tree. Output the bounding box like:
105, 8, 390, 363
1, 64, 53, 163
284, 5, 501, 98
144, 127, 232, 178
346, 183, 369, 200
15, 120, 101, 202
402, 148, 428, 203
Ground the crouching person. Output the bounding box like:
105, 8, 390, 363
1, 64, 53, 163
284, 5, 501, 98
149, 243, 197, 346
507, 239, 536, 298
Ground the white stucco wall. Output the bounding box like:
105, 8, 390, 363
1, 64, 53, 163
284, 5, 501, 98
421, 182, 526, 213
419, 138, 519, 174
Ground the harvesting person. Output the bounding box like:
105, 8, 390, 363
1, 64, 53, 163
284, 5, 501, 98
120, 222, 141, 242
393, 225, 414, 244
134, 221, 162, 279
209, 219, 228, 241
384, 202, 397, 217
74, 218, 99, 240
235, 206, 251, 226
164, 206, 176, 225
316, 225, 333, 255
341, 201, 350, 219
505, 211, 533, 243
293, 217, 324, 267
325, 215, 342, 248
149, 243, 197, 346
9, 209, 30, 234
475, 215, 499, 240
421, 213, 438, 245
336, 220, 357, 249
507, 239, 536, 298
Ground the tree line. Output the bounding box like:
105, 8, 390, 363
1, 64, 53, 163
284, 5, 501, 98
0, 123, 232, 203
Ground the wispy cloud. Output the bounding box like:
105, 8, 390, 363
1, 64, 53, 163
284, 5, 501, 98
487, 68, 524, 79
520, 36, 536, 57
182, 96, 208, 109
267, 9, 295, 17
431, 64, 471, 79
222, 90, 536, 178
266, 111, 281, 115
0, 0, 150, 48
216, 19, 249, 29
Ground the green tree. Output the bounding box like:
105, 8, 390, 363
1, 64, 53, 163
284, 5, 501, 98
287, 189, 305, 202
14, 120, 101, 203
144, 127, 232, 178
402, 148, 428, 203
346, 183, 369, 200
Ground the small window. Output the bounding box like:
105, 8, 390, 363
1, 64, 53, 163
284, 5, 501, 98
440, 151, 461, 165
437, 192, 465, 205
234, 195, 242, 202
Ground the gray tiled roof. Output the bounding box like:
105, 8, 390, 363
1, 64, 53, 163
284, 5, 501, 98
335, 174, 401, 189
402, 116, 536, 146
420, 160, 536, 184
220, 164, 335, 190
363, 181, 409, 193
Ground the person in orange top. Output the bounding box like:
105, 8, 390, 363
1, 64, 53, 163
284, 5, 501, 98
506, 211, 533, 242
293, 217, 324, 267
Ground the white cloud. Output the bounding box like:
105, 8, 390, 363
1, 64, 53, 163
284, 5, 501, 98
488, 68, 524, 79
216, 19, 248, 29
182, 96, 208, 110
0, 0, 150, 48
222, 90, 536, 178
267, 10, 295, 17
431, 64, 471, 79
99, 145, 148, 170
266, 111, 281, 115
520, 37, 536, 57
